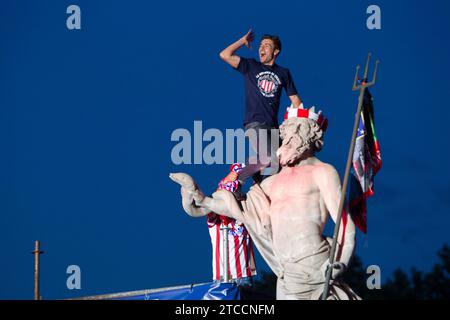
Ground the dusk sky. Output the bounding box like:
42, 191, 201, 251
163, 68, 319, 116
1, 0, 449, 299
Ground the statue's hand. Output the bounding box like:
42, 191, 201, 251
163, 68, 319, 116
321, 260, 347, 281
169, 173, 196, 190
327, 262, 347, 280
192, 190, 205, 205
180, 185, 194, 206
170, 172, 205, 204
180, 185, 205, 206
169, 173, 207, 217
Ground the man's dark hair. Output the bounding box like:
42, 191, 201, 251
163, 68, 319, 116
261, 34, 282, 53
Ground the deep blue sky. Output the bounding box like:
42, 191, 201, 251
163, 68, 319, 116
1, 0, 450, 299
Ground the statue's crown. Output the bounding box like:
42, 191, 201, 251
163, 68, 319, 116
284, 104, 328, 131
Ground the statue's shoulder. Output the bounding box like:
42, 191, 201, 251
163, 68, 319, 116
257, 174, 277, 196
312, 161, 340, 187
312, 160, 339, 177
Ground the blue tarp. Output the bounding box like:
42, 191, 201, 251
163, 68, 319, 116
114, 282, 240, 300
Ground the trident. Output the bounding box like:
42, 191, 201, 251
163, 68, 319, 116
321, 53, 379, 300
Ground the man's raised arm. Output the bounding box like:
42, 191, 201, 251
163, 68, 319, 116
289, 94, 303, 108
219, 29, 254, 69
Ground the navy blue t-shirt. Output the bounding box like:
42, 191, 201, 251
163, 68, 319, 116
235, 57, 298, 127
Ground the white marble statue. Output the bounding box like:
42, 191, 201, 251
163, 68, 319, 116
170, 108, 360, 300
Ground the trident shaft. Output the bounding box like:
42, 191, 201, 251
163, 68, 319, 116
321, 53, 379, 300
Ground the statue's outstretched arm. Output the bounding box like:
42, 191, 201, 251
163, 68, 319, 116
169, 173, 244, 221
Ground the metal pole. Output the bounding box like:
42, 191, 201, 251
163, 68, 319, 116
321, 55, 379, 300
32, 240, 44, 300
220, 227, 229, 282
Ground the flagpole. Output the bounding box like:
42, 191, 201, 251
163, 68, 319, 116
220, 226, 230, 282
32, 240, 44, 300
321, 54, 379, 300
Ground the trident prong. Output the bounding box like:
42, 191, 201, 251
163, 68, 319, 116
352, 53, 379, 91
352, 65, 360, 91
363, 52, 372, 81
365, 59, 379, 87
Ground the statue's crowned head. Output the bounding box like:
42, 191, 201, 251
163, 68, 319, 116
276, 105, 328, 166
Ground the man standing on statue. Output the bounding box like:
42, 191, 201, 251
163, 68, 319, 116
219, 29, 303, 186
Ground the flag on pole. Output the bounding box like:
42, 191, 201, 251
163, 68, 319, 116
348, 87, 382, 233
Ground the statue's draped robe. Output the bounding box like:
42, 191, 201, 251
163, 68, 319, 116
212, 184, 360, 300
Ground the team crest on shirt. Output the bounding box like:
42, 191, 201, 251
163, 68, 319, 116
256, 71, 281, 98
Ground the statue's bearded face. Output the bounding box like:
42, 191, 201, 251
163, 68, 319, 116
277, 120, 307, 166
276, 132, 305, 166
276, 118, 323, 167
